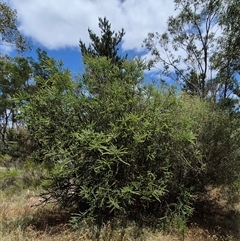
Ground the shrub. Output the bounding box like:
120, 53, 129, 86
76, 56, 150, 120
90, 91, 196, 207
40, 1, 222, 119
0, 128, 35, 169
20, 56, 240, 228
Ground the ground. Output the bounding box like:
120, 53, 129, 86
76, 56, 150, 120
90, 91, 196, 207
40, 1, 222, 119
1, 187, 240, 241
1, 163, 240, 241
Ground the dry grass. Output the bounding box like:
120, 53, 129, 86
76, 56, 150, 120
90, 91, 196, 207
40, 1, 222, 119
0, 188, 240, 241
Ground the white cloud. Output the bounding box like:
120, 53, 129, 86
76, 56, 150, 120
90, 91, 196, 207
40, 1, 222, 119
8, 0, 175, 52
0, 42, 14, 55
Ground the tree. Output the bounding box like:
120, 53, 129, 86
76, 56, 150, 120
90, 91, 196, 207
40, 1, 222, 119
29, 48, 57, 80
0, 56, 31, 126
143, 0, 229, 99
0, 55, 31, 151
210, 0, 240, 109
79, 17, 128, 96
0, 2, 30, 52
79, 17, 126, 65
0, 2, 31, 150
216, 0, 240, 77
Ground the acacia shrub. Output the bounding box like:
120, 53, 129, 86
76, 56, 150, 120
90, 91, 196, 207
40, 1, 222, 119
20, 56, 240, 226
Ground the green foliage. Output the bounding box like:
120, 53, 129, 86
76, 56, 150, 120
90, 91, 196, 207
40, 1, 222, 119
211, 0, 240, 104
0, 56, 32, 124
143, 0, 222, 98
0, 56, 32, 159
0, 158, 47, 197
0, 2, 30, 52
0, 154, 11, 168
19, 54, 240, 228
143, 0, 240, 106
29, 48, 58, 80
79, 17, 126, 64
5, 128, 34, 166
0, 3, 31, 159
17, 56, 76, 167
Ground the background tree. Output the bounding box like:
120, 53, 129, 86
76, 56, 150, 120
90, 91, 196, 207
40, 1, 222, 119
143, 0, 232, 100
0, 2, 31, 138
0, 56, 31, 130
0, 2, 31, 165
79, 17, 128, 95
0, 2, 30, 52
210, 0, 240, 109
79, 17, 126, 65
0, 55, 32, 162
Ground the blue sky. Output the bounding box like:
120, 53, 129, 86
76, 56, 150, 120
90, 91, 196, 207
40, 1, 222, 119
2, 0, 176, 77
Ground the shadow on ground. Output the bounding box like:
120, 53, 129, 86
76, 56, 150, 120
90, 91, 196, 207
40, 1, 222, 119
191, 196, 240, 240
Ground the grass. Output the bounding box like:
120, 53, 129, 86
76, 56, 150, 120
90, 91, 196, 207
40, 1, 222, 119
0, 190, 175, 241
0, 166, 240, 240
1, 190, 240, 240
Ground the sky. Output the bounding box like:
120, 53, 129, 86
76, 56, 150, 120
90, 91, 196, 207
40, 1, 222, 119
1, 0, 177, 77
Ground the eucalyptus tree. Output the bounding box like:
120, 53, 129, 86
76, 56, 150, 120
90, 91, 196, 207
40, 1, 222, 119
143, 0, 227, 100
210, 0, 240, 109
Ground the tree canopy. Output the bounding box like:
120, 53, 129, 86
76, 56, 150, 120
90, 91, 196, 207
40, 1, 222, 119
143, 0, 240, 108
79, 17, 126, 64
0, 2, 30, 52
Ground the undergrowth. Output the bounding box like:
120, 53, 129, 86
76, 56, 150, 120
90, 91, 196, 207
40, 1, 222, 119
0, 186, 240, 241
